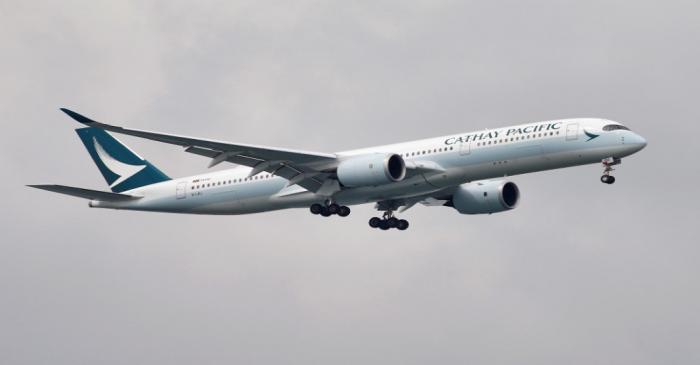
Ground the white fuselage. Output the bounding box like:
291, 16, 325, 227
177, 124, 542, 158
90, 118, 647, 214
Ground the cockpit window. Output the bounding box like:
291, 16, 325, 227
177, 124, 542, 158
603, 124, 630, 131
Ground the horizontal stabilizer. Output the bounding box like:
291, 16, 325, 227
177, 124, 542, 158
27, 184, 142, 201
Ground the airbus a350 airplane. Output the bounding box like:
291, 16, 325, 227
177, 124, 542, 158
30, 109, 647, 230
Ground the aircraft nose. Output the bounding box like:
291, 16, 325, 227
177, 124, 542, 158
629, 133, 647, 152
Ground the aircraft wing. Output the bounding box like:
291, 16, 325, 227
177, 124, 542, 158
61, 109, 338, 193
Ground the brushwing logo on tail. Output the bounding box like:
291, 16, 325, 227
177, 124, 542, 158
93, 137, 147, 188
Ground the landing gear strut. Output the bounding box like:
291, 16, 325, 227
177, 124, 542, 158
368, 210, 409, 231
310, 202, 351, 217
601, 157, 620, 185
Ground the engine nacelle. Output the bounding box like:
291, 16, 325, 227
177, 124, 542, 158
337, 153, 406, 187
450, 180, 520, 214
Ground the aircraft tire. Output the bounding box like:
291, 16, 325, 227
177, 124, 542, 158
397, 219, 409, 231
310, 203, 323, 215
327, 203, 340, 214
338, 206, 351, 217
387, 217, 399, 228
379, 220, 390, 230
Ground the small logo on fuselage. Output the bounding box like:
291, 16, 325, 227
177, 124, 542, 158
584, 130, 600, 141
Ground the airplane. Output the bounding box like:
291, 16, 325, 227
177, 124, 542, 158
29, 109, 647, 230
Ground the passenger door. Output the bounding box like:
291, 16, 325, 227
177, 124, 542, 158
459, 141, 471, 156
566, 123, 579, 141
176, 181, 187, 199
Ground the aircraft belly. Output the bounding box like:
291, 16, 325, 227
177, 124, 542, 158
334, 175, 443, 205
423, 166, 466, 188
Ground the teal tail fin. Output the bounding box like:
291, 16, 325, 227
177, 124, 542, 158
75, 127, 170, 192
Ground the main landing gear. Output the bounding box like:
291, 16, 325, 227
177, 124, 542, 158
310, 202, 351, 217
368, 210, 409, 231
601, 157, 621, 185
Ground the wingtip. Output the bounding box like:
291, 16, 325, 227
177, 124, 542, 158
60, 108, 97, 125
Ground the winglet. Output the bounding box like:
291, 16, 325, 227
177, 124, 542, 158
60, 108, 98, 125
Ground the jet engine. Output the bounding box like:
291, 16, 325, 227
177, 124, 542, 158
449, 180, 520, 214
336, 153, 406, 187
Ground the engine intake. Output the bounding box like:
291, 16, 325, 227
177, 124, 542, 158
450, 180, 520, 214
337, 153, 406, 187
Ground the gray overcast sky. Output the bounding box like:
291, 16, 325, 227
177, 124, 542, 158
2, 1, 699, 364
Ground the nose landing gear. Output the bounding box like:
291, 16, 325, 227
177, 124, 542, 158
601, 157, 621, 185
601, 175, 616, 184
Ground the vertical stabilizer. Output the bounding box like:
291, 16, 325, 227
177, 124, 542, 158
75, 127, 170, 192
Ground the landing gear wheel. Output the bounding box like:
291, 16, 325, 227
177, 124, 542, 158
379, 220, 390, 230
396, 219, 409, 231
327, 203, 340, 215
338, 206, 351, 217
601, 175, 616, 184
320, 207, 331, 217
387, 217, 399, 228
369, 217, 381, 228
310, 203, 323, 215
